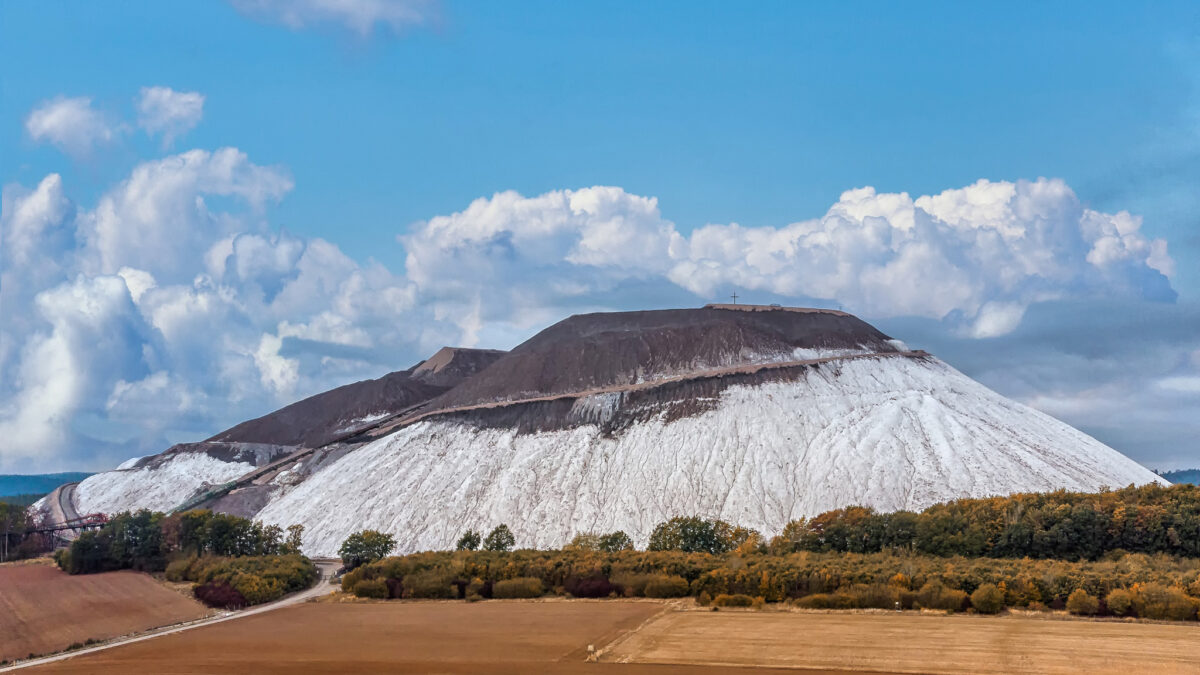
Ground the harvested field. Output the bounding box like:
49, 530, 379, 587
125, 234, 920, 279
0, 561, 210, 661
23, 601, 834, 674
602, 609, 1200, 674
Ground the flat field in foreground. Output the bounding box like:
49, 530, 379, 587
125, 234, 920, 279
24, 601, 825, 675
22, 600, 1200, 674
603, 609, 1200, 674
0, 561, 210, 661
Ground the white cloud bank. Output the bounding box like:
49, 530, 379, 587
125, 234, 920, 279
228, 0, 437, 35
405, 180, 1175, 342
25, 97, 119, 159
0, 108, 1181, 471
137, 86, 205, 146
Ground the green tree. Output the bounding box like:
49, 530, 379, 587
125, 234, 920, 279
648, 516, 741, 554
338, 530, 396, 570
456, 530, 481, 551
282, 524, 305, 555
483, 524, 515, 551
598, 531, 634, 552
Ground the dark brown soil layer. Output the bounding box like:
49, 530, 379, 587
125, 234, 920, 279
207, 347, 505, 448
432, 307, 897, 409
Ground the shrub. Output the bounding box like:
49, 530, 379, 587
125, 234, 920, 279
611, 573, 652, 597
564, 574, 619, 598
492, 577, 544, 599
644, 574, 689, 598
971, 583, 1005, 614
915, 582, 967, 612
404, 569, 457, 599
352, 578, 388, 599
1066, 589, 1099, 616
165, 555, 198, 582
194, 580, 248, 609
341, 567, 364, 593
483, 525, 516, 552
230, 572, 284, 605
794, 592, 855, 609
1106, 588, 1133, 616
1131, 584, 1198, 621
714, 593, 756, 607
846, 584, 899, 609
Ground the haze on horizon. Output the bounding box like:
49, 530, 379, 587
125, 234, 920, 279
1, 0, 1198, 474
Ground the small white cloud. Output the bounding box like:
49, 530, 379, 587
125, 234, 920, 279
137, 86, 205, 147
78, 147, 293, 281
25, 96, 119, 159
228, 0, 437, 36
253, 333, 299, 395
967, 302, 1027, 339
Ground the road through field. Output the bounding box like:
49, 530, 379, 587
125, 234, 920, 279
1, 559, 340, 672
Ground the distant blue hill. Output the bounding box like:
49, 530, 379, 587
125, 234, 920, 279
0, 472, 93, 497
1160, 470, 1200, 485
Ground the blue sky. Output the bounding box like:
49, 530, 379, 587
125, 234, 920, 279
2, 1, 1198, 472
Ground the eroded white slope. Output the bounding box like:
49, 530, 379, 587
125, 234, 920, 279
74, 453, 254, 514
256, 356, 1164, 556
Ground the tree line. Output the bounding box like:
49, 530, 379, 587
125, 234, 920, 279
340, 544, 1200, 620
52, 509, 314, 609
776, 483, 1200, 559
56, 509, 304, 574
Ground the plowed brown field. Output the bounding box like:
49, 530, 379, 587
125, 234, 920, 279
0, 562, 210, 661
603, 609, 1200, 674
22, 601, 837, 675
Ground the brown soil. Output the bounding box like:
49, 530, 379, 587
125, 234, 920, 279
602, 609, 1200, 674
0, 564, 210, 661
411, 346, 508, 387
23, 601, 851, 674
205, 347, 504, 448
208, 370, 447, 448
431, 306, 898, 409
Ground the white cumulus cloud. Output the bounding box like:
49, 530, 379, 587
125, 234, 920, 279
137, 86, 205, 147
25, 96, 119, 159
404, 179, 1175, 342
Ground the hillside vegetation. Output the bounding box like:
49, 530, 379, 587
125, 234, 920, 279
55, 509, 315, 609
344, 484, 1200, 621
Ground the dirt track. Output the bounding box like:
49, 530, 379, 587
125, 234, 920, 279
0, 563, 210, 662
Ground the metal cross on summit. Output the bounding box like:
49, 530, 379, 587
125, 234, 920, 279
730, 292, 739, 304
